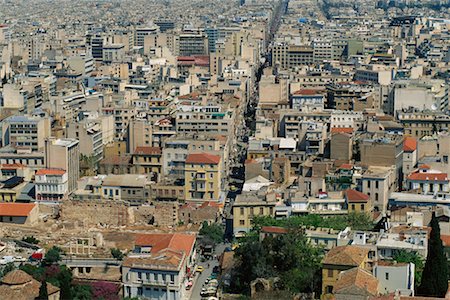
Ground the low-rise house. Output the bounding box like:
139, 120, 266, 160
35, 168, 68, 202
406, 165, 449, 195
322, 245, 372, 295
0, 270, 60, 300
373, 261, 415, 296
122, 233, 196, 300
334, 267, 379, 300
345, 189, 371, 213
0, 202, 38, 224
101, 174, 152, 205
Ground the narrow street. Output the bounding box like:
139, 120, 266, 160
189, 243, 228, 299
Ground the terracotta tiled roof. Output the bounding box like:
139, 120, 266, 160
407, 172, 448, 182
292, 89, 324, 96
1, 270, 33, 285
323, 245, 369, 267
35, 169, 66, 176
418, 164, 431, 170
186, 153, 221, 164
339, 164, 353, 170
331, 127, 354, 134
134, 146, 162, 155
261, 226, 288, 234
345, 189, 370, 203
0, 270, 59, 299
134, 233, 196, 256
403, 137, 417, 152
334, 267, 378, 296
0, 203, 36, 217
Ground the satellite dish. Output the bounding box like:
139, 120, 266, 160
431, 103, 438, 111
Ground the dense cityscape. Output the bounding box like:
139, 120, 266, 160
0, 0, 450, 299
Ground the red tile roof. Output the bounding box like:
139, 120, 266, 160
186, 153, 221, 165
407, 172, 448, 182
261, 226, 288, 234
419, 164, 431, 170
134, 147, 162, 155
323, 245, 369, 266
331, 127, 354, 134
0, 203, 36, 217
403, 137, 417, 152
345, 189, 370, 203
339, 164, 353, 170
134, 233, 196, 256
292, 89, 324, 96
0, 163, 26, 170
35, 169, 66, 176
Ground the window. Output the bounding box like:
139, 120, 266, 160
170, 274, 175, 283
240, 220, 245, 225
367, 181, 371, 188
259, 207, 264, 214
351, 204, 355, 211
146, 273, 150, 281
240, 207, 244, 215
375, 181, 379, 189
361, 204, 365, 211
138, 272, 142, 279
375, 193, 379, 201
385, 272, 389, 280
137, 287, 143, 296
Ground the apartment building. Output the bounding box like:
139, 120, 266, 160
184, 153, 222, 202
2, 115, 51, 151
44, 138, 80, 193
122, 233, 196, 300
175, 110, 234, 136
66, 119, 104, 165
272, 44, 314, 69
35, 168, 68, 202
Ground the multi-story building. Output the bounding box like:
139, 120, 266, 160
175, 110, 234, 136
361, 166, 396, 212
175, 33, 209, 56
184, 153, 222, 202
35, 169, 68, 202
1, 115, 51, 151
132, 147, 162, 181
272, 44, 314, 69
326, 82, 377, 111
232, 191, 277, 237
66, 120, 103, 166
101, 174, 151, 205
44, 138, 80, 193
122, 233, 196, 300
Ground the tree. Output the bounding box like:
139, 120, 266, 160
111, 248, 124, 260
199, 221, 224, 243
44, 247, 62, 265
0, 262, 16, 279
22, 236, 40, 244
91, 281, 119, 300
37, 280, 48, 300
417, 213, 448, 297
232, 229, 323, 295
72, 284, 92, 300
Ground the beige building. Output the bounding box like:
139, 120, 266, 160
232, 191, 277, 237
258, 72, 289, 107
128, 119, 153, 152
2, 115, 51, 151
361, 166, 396, 212
184, 153, 222, 202
44, 138, 80, 193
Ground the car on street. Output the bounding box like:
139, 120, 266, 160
196, 265, 205, 273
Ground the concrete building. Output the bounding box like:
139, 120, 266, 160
272, 44, 314, 69
35, 168, 68, 202
373, 261, 414, 296
66, 119, 103, 166
2, 115, 51, 151
184, 153, 222, 202
290, 89, 325, 112
44, 138, 80, 193
101, 174, 151, 205
128, 120, 153, 152
361, 166, 396, 212
232, 191, 277, 237
122, 233, 196, 300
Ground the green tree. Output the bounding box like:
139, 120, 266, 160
36, 280, 48, 300
44, 247, 62, 265
111, 248, 124, 260
72, 284, 92, 300
22, 236, 40, 244
57, 266, 73, 299
199, 221, 224, 243
0, 262, 16, 279
417, 213, 448, 297
232, 229, 323, 295
393, 250, 424, 287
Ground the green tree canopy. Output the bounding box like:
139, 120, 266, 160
199, 221, 224, 243
417, 213, 448, 297
37, 280, 48, 300
111, 248, 124, 261
44, 247, 62, 265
